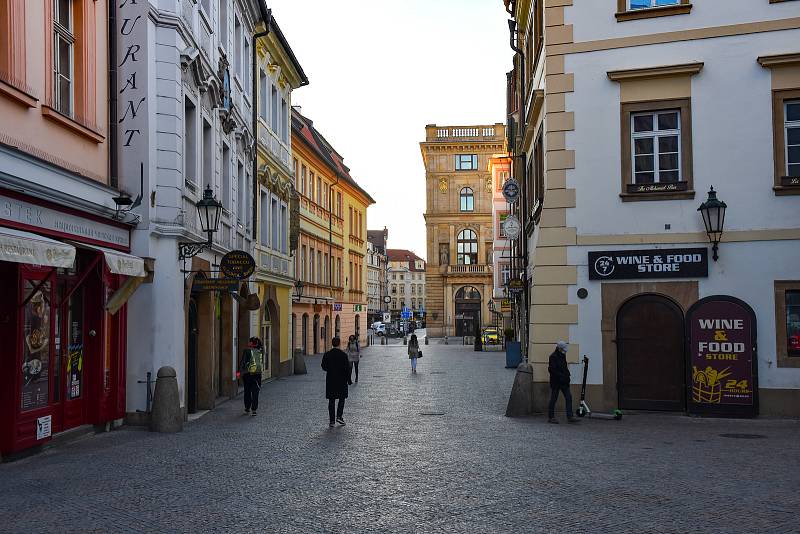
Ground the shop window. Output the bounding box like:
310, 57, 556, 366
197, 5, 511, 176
776, 282, 800, 368
21, 279, 52, 412
620, 99, 694, 200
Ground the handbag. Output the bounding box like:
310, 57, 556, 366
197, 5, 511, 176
417, 350, 423, 359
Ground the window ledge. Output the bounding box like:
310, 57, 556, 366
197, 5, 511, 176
757, 52, 800, 69
620, 190, 695, 202
774, 181, 800, 196
0, 78, 38, 108
41, 105, 105, 143
608, 62, 704, 81
615, 4, 692, 22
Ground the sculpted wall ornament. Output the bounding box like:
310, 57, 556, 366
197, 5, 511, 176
485, 177, 492, 193
439, 177, 448, 193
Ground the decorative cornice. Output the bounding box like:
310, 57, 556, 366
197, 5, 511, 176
757, 52, 800, 68
607, 62, 704, 82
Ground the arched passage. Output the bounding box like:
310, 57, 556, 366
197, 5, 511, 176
335, 314, 341, 338
454, 286, 481, 337
313, 314, 320, 354
324, 315, 331, 352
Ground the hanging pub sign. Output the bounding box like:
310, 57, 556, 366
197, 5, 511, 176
502, 178, 521, 204
220, 250, 256, 280
686, 296, 758, 417
588, 248, 708, 280
507, 278, 524, 295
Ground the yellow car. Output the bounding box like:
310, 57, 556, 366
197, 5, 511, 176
481, 327, 501, 345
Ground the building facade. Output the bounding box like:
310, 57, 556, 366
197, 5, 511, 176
387, 249, 426, 321
421, 124, 505, 337
506, 0, 800, 416
291, 109, 374, 353
0, 0, 148, 457
366, 237, 388, 325
254, 16, 307, 378
489, 154, 513, 329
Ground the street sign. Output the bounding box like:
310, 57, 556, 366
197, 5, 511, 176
334, 303, 342, 311
382, 312, 391, 322
502, 178, 521, 203
502, 214, 522, 240
354, 304, 363, 312
507, 278, 525, 295
193, 277, 239, 292
220, 250, 255, 279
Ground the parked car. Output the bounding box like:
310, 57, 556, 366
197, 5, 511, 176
372, 323, 387, 336
481, 327, 501, 345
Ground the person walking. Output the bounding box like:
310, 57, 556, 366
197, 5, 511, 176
321, 336, 349, 426
408, 333, 420, 373
548, 340, 578, 424
239, 337, 264, 417
347, 334, 360, 384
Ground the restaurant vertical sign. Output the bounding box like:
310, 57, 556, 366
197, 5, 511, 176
117, 1, 148, 212
686, 296, 758, 417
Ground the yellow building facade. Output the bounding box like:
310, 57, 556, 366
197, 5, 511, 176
254, 17, 307, 377
291, 109, 375, 353
421, 124, 506, 338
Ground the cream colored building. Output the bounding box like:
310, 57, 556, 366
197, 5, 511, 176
506, 0, 800, 416
421, 124, 506, 337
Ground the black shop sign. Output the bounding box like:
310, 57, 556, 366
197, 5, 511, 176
588, 248, 708, 280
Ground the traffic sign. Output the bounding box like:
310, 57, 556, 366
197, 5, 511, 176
502, 178, 521, 203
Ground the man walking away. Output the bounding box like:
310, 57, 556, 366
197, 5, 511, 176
322, 337, 349, 426
239, 337, 264, 417
548, 340, 578, 424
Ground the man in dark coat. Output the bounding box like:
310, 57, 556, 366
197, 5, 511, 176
548, 340, 578, 424
321, 336, 349, 426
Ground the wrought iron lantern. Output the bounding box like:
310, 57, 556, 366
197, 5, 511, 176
293, 280, 305, 301
178, 185, 223, 260
697, 186, 727, 261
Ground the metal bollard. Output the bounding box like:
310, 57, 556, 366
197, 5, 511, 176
403, 336, 408, 345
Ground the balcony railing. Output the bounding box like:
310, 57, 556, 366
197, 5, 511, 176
426, 124, 505, 142
446, 264, 493, 276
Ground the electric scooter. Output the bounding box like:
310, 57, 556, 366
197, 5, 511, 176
576, 356, 623, 420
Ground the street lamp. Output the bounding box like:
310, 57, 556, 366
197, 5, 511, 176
698, 186, 727, 261
293, 280, 305, 302
178, 184, 223, 260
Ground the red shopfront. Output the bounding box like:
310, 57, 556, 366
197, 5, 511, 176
0, 190, 146, 457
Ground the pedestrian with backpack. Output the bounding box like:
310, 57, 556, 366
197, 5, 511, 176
321, 336, 350, 426
408, 333, 421, 373
347, 334, 360, 384
239, 337, 264, 417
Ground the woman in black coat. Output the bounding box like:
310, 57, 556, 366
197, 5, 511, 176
321, 336, 350, 426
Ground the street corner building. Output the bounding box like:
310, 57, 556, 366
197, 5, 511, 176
386, 249, 426, 324
421, 123, 507, 338
0, 0, 148, 457
505, 0, 800, 417
291, 108, 375, 355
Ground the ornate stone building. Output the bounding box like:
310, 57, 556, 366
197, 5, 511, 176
421, 124, 506, 337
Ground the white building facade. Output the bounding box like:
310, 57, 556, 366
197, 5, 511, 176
510, 0, 800, 417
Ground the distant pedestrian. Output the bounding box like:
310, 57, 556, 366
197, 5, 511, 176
239, 337, 264, 417
347, 334, 360, 384
408, 333, 420, 373
321, 336, 349, 426
548, 340, 578, 424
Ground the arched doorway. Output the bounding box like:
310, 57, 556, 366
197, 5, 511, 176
313, 314, 320, 354
335, 315, 341, 338
323, 315, 331, 352
617, 294, 686, 411
265, 300, 280, 377
454, 286, 481, 336
302, 314, 309, 356
187, 297, 199, 414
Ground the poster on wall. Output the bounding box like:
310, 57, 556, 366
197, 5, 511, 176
21, 282, 51, 412
686, 296, 758, 417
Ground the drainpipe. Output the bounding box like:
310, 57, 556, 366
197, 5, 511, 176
508, 18, 528, 359
108, 1, 118, 189
252, 10, 272, 246
329, 174, 340, 303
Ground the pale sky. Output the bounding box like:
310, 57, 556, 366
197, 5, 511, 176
268, 0, 511, 260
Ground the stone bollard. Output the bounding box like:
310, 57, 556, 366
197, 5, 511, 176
381, 336, 386, 345
150, 366, 183, 433
294, 348, 307, 375
505, 362, 535, 417
403, 336, 408, 345
444, 336, 448, 345
424, 336, 429, 345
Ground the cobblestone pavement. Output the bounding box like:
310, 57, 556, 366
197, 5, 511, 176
2, 344, 799, 533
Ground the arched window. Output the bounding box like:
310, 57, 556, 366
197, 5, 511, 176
460, 187, 474, 212
457, 229, 478, 265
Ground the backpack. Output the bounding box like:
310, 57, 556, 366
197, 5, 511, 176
242, 349, 264, 374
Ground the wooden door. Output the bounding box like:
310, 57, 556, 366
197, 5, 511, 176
617, 294, 686, 411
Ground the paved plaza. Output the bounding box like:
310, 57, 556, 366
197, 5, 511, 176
1, 343, 799, 533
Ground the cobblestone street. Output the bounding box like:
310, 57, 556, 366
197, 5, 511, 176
1, 343, 799, 533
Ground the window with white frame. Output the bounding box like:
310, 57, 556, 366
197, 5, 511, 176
271, 85, 278, 131
271, 196, 279, 248
631, 110, 681, 184
281, 97, 288, 143
260, 190, 268, 246
259, 70, 267, 120
219, 0, 228, 50
234, 16, 242, 79
455, 154, 478, 171
501, 264, 511, 286
457, 229, 478, 265
236, 161, 244, 226
281, 203, 288, 253
53, 0, 74, 117
786, 100, 800, 177
460, 187, 474, 212
222, 143, 231, 209
629, 0, 680, 9
184, 98, 197, 184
